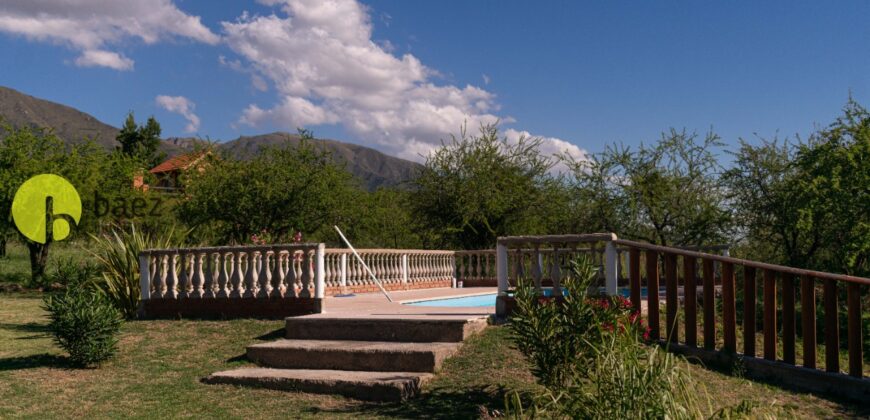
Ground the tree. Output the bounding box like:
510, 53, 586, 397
412, 123, 564, 250
116, 112, 164, 166
565, 129, 732, 246
177, 133, 359, 244
793, 99, 870, 276
0, 124, 104, 281
726, 99, 870, 276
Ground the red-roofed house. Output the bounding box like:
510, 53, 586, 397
144, 151, 211, 192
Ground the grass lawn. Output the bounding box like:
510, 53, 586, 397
0, 294, 866, 419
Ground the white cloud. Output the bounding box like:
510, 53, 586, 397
74, 49, 134, 70
156, 95, 200, 133
504, 129, 590, 173
0, 0, 219, 70
220, 0, 586, 162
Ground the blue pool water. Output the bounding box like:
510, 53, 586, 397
405, 287, 660, 307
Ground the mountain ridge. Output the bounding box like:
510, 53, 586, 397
0, 86, 420, 190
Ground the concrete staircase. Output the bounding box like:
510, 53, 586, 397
205, 316, 488, 401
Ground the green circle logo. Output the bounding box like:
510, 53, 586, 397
11, 174, 82, 244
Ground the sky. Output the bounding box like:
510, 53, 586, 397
0, 0, 867, 163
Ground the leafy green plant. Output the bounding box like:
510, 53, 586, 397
508, 257, 644, 388
42, 286, 123, 367
86, 224, 176, 318
506, 332, 706, 419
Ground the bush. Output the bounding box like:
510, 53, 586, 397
508, 257, 645, 388
43, 286, 123, 367
506, 257, 736, 419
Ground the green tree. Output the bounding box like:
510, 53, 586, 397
0, 124, 104, 281
412, 123, 564, 250
177, 134, 359, 244
726, 99, 870, 276
116, 112, 164, 166
565, 129, 732, 246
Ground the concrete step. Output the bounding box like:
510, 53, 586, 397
204, 367, 432, 402
285, 317, 488, 342
247, 339, 461, 373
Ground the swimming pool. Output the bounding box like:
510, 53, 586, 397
404, 287, 659, 307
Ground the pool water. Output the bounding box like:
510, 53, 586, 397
404, 287, 659, 308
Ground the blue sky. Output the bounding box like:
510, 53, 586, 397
0, 0, 867, 162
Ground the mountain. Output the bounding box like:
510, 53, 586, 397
0, 86, 420, 190
0, 86, 120, 149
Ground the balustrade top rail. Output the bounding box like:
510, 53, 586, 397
614, 238, 870, 285
141, 243, 321, 255
324, 248, 454, 255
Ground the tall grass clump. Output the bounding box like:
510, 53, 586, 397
87, 224, 176, 318
505, 257, 764, 419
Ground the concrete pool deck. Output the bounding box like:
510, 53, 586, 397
310, 287, 497, 320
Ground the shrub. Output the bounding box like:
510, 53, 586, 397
506, 257, 715, 419
508, 257, 645, 388
87, 224, 176, 318
43, 286, 123, 367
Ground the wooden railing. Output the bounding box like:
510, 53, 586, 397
614, 238, 867, 379
461, 242, 728, 288
139, 243, 325, 301
323, 249, 454, 289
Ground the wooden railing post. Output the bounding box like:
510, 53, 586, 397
847, 283, 863, 378
744, 266, 757, 357
629, 248, 641, 313
665, 253, 679, 344
722, 262, 736, 353
646, 249, 660, 341
604, 241, 618, 295
782, 273, 796, 365
801, 275, 817, 369
823, 279, 839, 373
703, 259, 716, 350
763, 269, 778, 361
684, 255, 697, 347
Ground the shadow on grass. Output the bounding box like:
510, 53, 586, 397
254, 328, 285, 341
0, 322, 50, 335
315, 385, 511, 419
0, 353, 70, 371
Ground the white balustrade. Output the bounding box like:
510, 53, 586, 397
139, 243, 325, 302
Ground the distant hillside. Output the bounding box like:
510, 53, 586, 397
0, 86, 420, 190
0, 86, 120, 148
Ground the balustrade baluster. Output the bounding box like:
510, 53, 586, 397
190, 251, 204, 298
300, 248, 312, 298
531, 245, 542, 292
229, 251, 243, 298
257, 249, 272, 298
166, 252, 179, 299
178, 251, 190, 298
217, 252, 229, 298
203, 252, 215, 298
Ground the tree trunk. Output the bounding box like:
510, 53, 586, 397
27, 241, 51, 284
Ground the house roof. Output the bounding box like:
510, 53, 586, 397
149, 151, 208, 174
